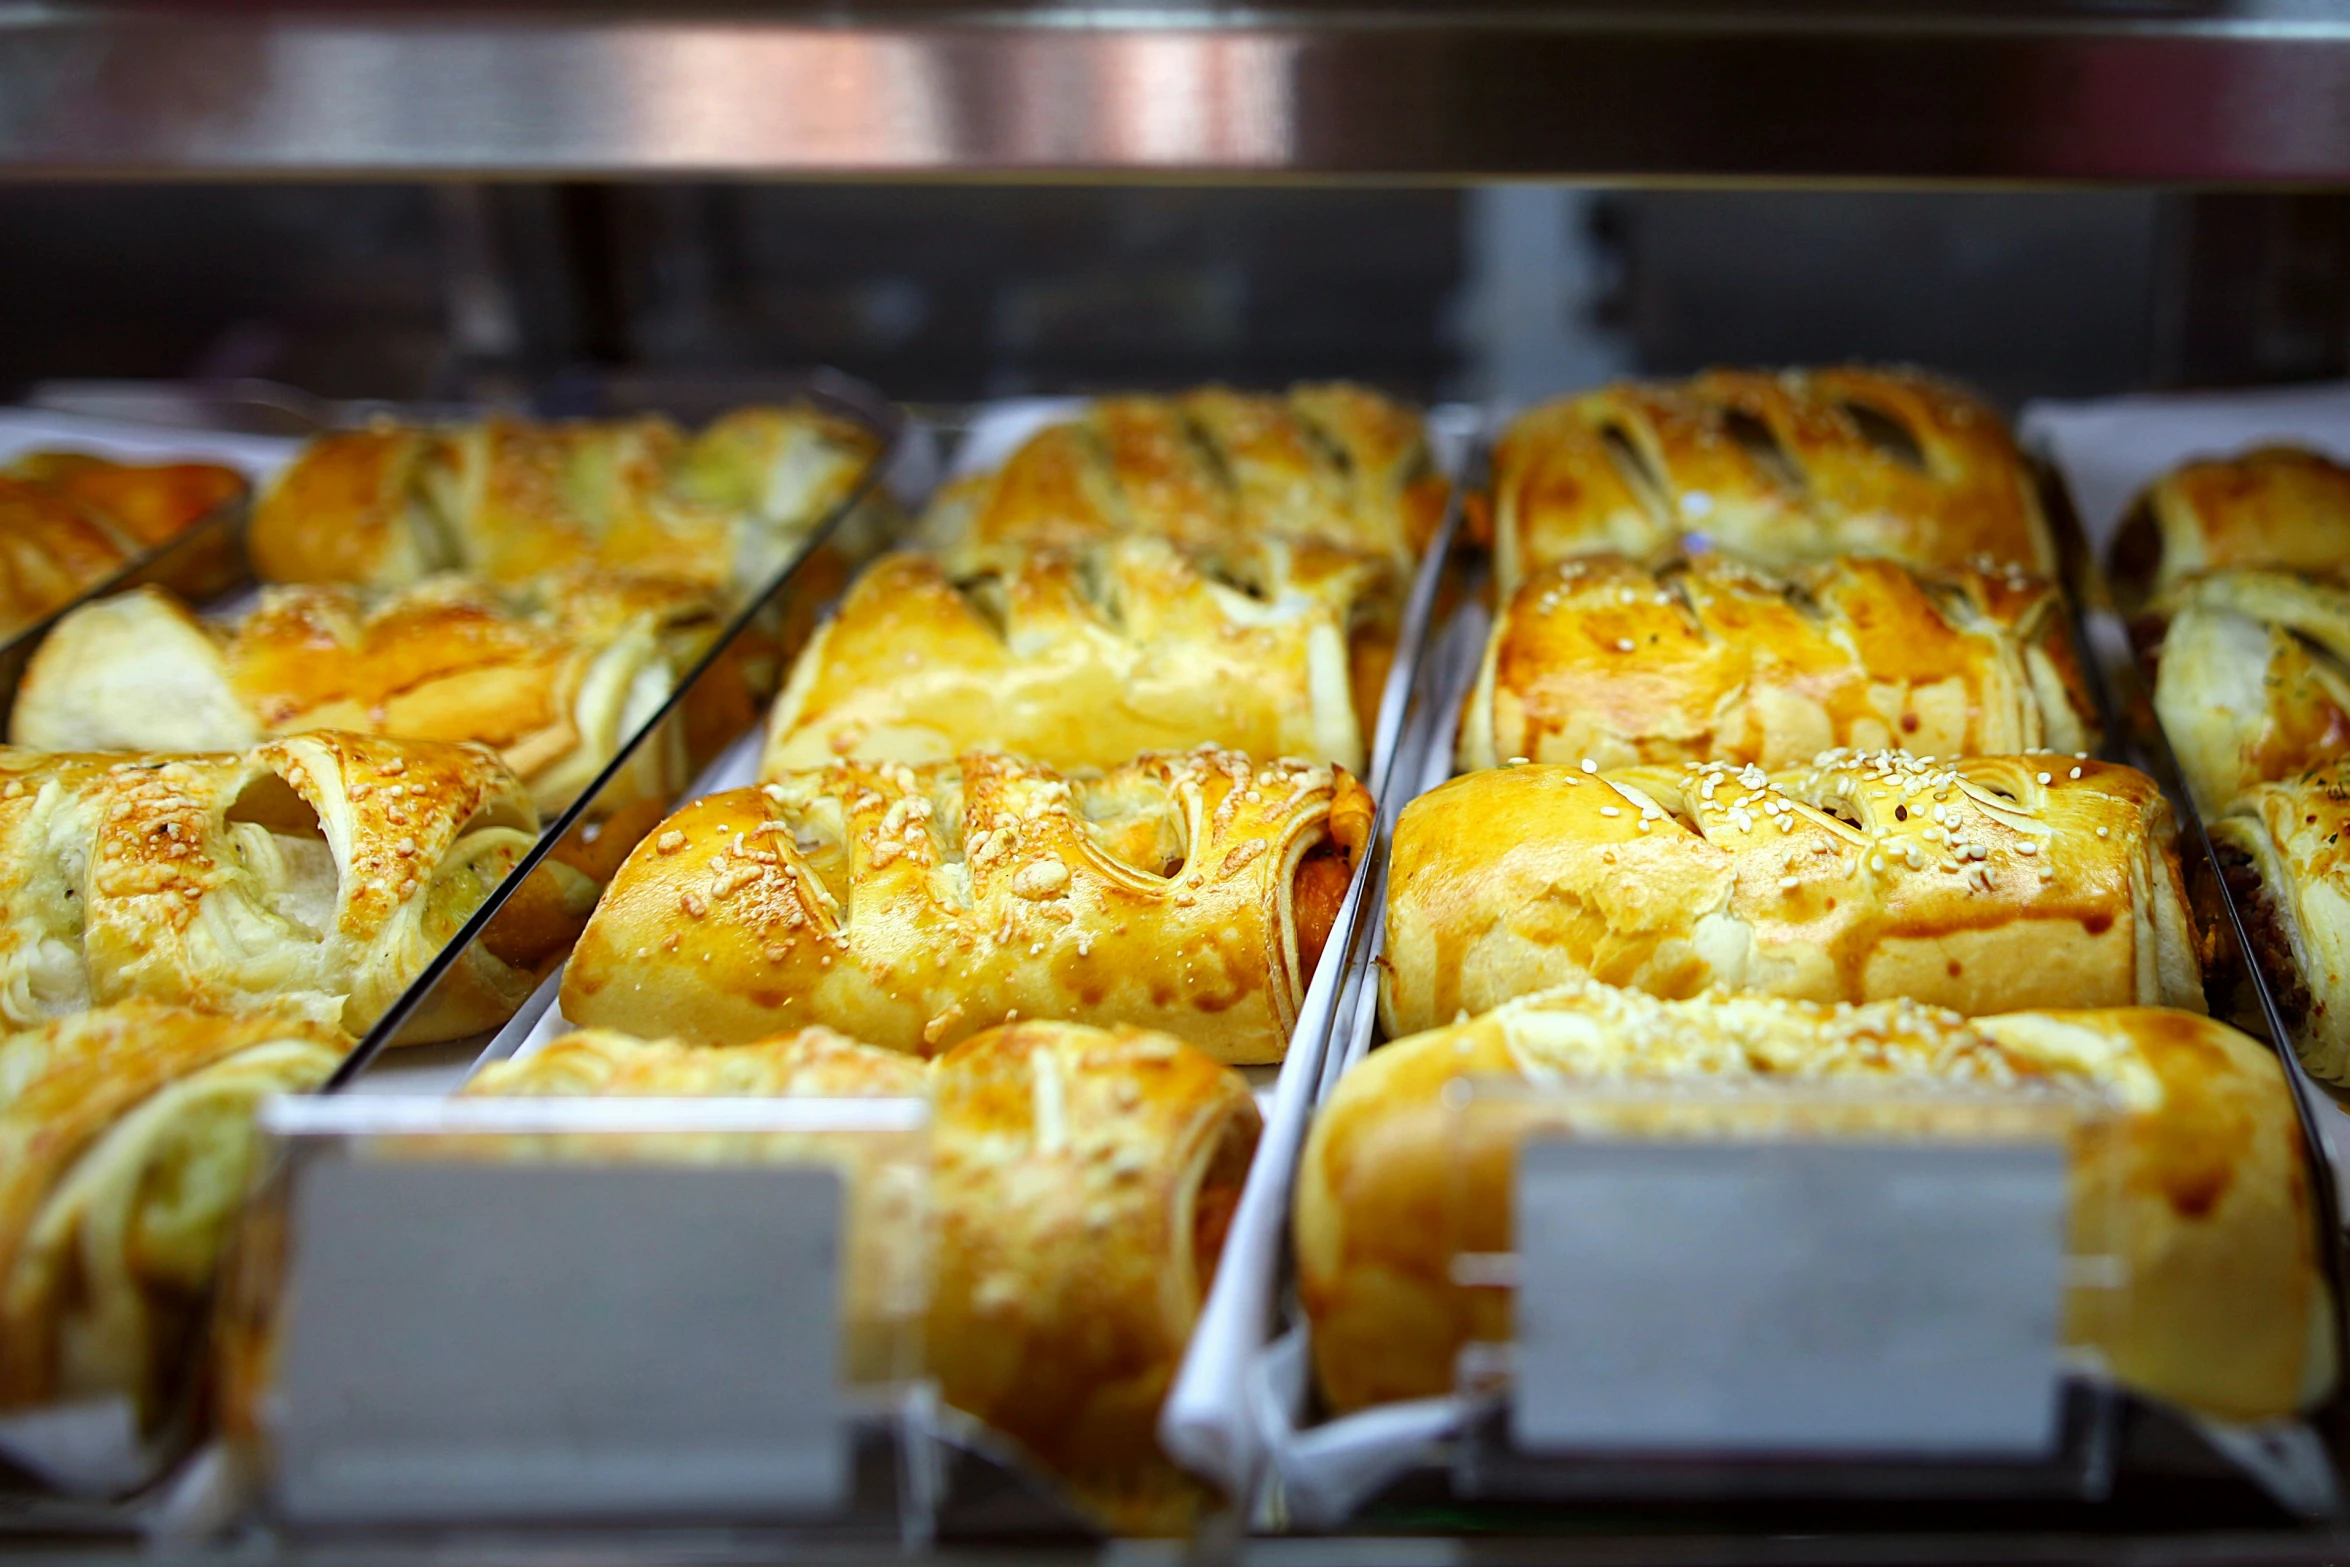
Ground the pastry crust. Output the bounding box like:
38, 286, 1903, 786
564, 749, 1371, 1064
762, 540, 1377, 775
2208, 760, 2350, 1084
0, 733, 577, 1043
464, 1019, 1260, 1536
250, 407, 877, 596
2145, 570, 2350, 818
1383, 752, 2200, 1036
1297, 981, 2329, 1425
916, 383, 1444, 573
0, 454, 244, 640
2112, 446, 2350, 612
1487, 366, 2052, 596
0, 1001, 344, 1422
13, 574, 727, 814
1460, 552, 2095, 773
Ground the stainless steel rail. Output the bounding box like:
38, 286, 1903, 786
7, 3, 2350, 181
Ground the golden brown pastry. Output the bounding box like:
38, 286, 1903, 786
1297, 981, 2330, 1425
1383, 752, 2200, 1037
563, 748, 1372, 1065
0, 734, 590, 1043
0, 454, 245, 640
12, 573, 728, 814
2206, 760, 2350, 1084
0, 1001, 345, 1424
249, 406, 877, 598
2140, 570, 2350, 819
762, 539, 1381, 775
1486, 366, 2053, 597
2111, 446, 2350, 613
916, 383, 1444, 575
1461, 552, 2095, 773
463, 1019, 1260, 1535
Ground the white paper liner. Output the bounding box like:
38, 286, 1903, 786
0, 407, 301, 481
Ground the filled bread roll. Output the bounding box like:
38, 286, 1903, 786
0, 734, 591, 1043
249, 406, 877, 597
1461, 553, 2095, 773
12, 573, 728, 814
565, 748, 1372, 1065
2111, 446, 2350, 613
0, 1002, 345, 1425
1383, 752, 2200, 1037
2141, 570, 2350, 819
762, 539, 1380, 776
1486, 366, 2052, 597
0, 454, 244, 640
462, 1019, 1260, 1535
916, 383, 1444, 574
2206, 760, 2350, 1084
1298, 981, 2330, 1425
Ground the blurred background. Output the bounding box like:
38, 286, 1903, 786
4, 182, 2342, 415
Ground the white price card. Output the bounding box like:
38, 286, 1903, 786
1512, 1138, 2068, 1458
273, 1159, 847, 1524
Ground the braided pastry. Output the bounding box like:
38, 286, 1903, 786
0, 453, 244, 639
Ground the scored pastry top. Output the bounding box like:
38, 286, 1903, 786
563, 747, 1371, 1063
763, 538, 1379, 776
1462, 551, 2095, 772
1488, 366, 2051, 594
917, 383, 1445, 574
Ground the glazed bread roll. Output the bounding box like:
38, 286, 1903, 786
1487, 366, 2053, 597
13, 573, 727, 814
1297, 981, 2330, 1425
762, 539, 1380, 775
0, 734, 592, 1043
0, 453, 244, 640
564, 748, 1372, 1064
464, 1020, 1260, 1535
916, 383, 1444, 573
2143, 570, 2350, 818
1383, 752, 2200, 1037
0, 1002, 345, 1425
2111, 446, 2350, 613
1461, 553, 2095, 773
2206, 760, 2350, 1084
250, 406, 877, 597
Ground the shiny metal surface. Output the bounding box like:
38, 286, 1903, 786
5, 3, 2350, 180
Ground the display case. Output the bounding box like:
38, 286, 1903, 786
7, 5, 2350, 1563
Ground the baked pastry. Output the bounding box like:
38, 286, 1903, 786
563, 748, 1372, 1065
463, 1019, 1261, 1535
1460, 553, 2095, 773
2206, 759, 2350, 1084
0, 1001, 345, 1425
762, 539, 1382, 775
0, 453, 245, 640
13, 573, 729, 814
2140, 570, 2350, 819
249, 406, 878, 598
1383, 751, 2200, 1036
2111, 446, 2350, 613
916, 383, 1444, 573
1486, 366, 2053, 597
0, 734, 592, 1043
1297, 981, 2329, 1425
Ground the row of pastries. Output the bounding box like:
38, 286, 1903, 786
4, 372, 2346, 1538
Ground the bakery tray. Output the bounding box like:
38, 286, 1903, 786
1241, 440, 2349, 1533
